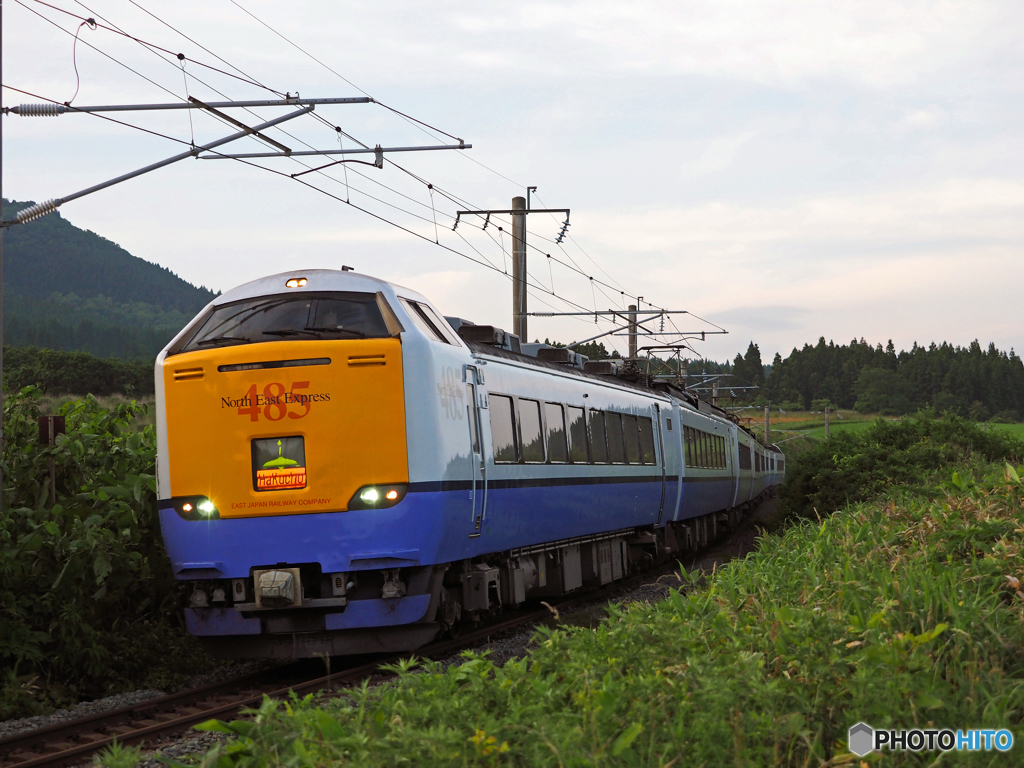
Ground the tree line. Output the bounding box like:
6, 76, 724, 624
723, 338, 1024, 420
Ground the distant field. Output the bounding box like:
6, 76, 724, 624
764, 410, 1024, 447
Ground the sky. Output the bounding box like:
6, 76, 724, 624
3, 0, 1022, 363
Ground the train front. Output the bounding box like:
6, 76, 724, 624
155, 270, 441, 658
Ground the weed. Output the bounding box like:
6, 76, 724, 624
93, 738, 145, 768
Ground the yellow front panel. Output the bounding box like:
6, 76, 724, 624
162, 339, 407, 518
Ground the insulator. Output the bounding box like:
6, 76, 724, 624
16, 199, 61, 224
16, 103, 66, 117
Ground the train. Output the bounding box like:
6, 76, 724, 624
155, 269, 784, 658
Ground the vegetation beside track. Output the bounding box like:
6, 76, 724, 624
0, 386, 213, 720
179, 419, 1024, 766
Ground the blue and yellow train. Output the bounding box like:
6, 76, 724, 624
155, 269, 784, 658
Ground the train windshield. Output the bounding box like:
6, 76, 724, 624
182, 292, 391, 351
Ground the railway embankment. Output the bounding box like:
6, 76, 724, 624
165, 416, 1024, 766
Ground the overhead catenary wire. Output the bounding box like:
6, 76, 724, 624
122, 0, 658, 316
226, 0, 525, 189
2, 81, 610, 324
9, 2, 707, 352
25, 0, 286, 96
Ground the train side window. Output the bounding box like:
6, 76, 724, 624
567, 406, 588, 463
684, 427, 693, 468
417, 302, 462, 345
666, 417, 672, 432
622, 414, 641, 464
606, 413, 626, 463
718, 436, 725, 468
739, 444, 751, 470
399, 298, 449, 344
699, 431, 707, 468
589, 410, 609, 464
639, 417, 656, 464
489, 395, 518, 463
519, 399, 545, 463
544, 402, 568, 463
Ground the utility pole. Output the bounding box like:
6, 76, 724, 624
511, 196, 527, 341
711, 381, 719, 407
825, 405, 830, 439
454, 193, 569, 340
765, 402, 770, 443
1, 0, 6, 510
628, 304, 637, 358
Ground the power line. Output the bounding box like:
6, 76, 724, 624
24, 0, 284, 96
226, 0, 525, 189
12, 2, 709, 347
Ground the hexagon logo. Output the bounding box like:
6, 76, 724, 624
848, 722, 874, 757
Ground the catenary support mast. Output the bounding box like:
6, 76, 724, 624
511, 196, 527, 341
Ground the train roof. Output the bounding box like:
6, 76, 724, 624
210, 269, 429, 307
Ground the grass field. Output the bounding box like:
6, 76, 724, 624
762, 410, 1024, 452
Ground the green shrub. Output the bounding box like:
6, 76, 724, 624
0, 386, 210, 718
780, 412, 1024, 519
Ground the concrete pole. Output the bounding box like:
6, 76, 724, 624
628, 304, 637, 358
1, 0, 6, 510
765, 403, 770, 443
712, 381, 719, 406
825, 405, 830, 439
511, 196, 527, 341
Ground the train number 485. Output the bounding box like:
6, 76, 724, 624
237, 382, 311, 422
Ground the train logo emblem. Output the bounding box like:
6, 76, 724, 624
252, 437, 307, 491
437, 366, 465, 420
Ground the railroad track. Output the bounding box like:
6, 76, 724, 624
0, 600, 574, 768
0, 497, 775, 768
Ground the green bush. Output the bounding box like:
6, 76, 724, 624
184, 465, 1024, 766
780, 412, 1024, 519
0, 386, 208, 718
3, 345, 154, 397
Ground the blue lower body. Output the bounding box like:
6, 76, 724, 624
160, 473, 753, 639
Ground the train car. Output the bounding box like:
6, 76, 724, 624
155, 269, 783, 659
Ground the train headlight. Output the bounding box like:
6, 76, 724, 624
171, 496, 220, 520
285, 277, 307, 288
348, 484, 408, 511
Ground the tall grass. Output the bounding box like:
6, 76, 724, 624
178, 461, 1024, 767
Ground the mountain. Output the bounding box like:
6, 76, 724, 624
2, 199, 216, 359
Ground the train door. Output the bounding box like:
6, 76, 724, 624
465, 366, 488, 537
729, 424, 740, 508
655, 403, 668, 526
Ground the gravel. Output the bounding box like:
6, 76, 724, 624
0, 688, 166, 741
0, 659, 278, 742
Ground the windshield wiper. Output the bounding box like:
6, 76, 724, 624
262, 328, 321, 338
196, 335, 250, 346
304, 326, 366, 337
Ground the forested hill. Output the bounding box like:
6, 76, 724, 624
2, 199, 217, 359
733, 337, 1024, 421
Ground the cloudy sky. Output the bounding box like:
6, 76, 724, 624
4, 0, 1022, 362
